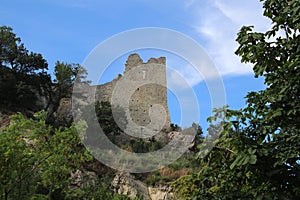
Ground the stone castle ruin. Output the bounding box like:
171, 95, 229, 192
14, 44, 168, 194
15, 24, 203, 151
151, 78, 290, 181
94, 53, 171, 133
71, 53, 197, 173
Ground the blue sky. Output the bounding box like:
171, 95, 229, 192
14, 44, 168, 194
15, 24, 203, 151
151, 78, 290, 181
1, 0, 270, 132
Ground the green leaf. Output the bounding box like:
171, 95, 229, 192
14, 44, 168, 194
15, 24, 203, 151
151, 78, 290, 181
249, 155, 257, 165
248, 148, 257, 155
241, 155, 250, 166
230, 155, 243, 169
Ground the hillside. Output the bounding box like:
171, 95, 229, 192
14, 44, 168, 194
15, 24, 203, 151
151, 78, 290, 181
1, 1, 300, 198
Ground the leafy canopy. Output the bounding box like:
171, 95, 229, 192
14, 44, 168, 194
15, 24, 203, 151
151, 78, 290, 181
175, 0, 300, 199
0, 26, 48, 74
0, 26, 51, 112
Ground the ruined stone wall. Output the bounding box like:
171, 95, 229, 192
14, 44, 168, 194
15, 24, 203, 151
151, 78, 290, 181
95, 53, 170, 130
95, 74, 122, 102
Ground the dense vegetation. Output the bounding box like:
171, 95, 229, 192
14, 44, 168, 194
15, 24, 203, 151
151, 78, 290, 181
174, 0, 300, 199
0, 25, 141, 199
0, 112, 147, 200
0, 0, 299, 199
0, 26, 51, 114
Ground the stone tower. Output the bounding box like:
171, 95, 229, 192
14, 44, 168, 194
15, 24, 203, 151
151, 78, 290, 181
96, 53, 170, 132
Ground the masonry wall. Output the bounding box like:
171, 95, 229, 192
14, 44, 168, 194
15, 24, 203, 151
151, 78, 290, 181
95, 53, 170, 130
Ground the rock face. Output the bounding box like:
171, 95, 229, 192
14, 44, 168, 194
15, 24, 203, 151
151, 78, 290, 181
0, 112, 11, 128
70, 169, 97, 190
112, 172, 150, 199
148, 185, 175, 200
111, 172, 176, 200
53, 98, 73, 126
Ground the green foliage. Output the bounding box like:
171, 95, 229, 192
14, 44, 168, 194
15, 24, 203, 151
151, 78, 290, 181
0, 26, 48, 74
169, 153, 200, 171
0, 111, 93, 199
95, 101, 127, 135
185, 0, 300, 199
67, 178, 140, 200
53, 61, 75, 99
233, 0, 300, 197
82, 101, 127, 136
0, 113, 39, 199
130, 137, 164, 153
54, 61, 74, 85
0, 26, 51, 112
145, 174, 169, 186
53, 61, 90, 99
171, 175, 198, 200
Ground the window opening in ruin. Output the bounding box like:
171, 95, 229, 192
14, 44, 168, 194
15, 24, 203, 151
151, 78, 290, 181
142, 70, 146, 79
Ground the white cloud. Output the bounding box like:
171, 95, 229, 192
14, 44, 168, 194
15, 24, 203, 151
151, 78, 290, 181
167, 65, 200, 90
187, 0, 272, 77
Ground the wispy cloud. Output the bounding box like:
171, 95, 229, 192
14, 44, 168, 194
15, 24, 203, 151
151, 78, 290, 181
167, 66, 199, 91
184, 0, 196, 9
186, 0, 272, 77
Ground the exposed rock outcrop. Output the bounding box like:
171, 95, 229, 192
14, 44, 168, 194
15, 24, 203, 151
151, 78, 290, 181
148, 185, 175, 200
53, 97, 73, 127
112, 172, 150, 199
111, 172, 176, 200
0, 111, 12, 128
70, 169, 97, 190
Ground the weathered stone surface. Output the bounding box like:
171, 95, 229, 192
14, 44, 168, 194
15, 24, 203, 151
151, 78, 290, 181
54, 98, 73, 126
73, 53, 171, 134
95, 74, 122, 102
125, 53, 144, 73
111, 172, 176, 200
111, 172, 150, 199
70, 169, 97, 190
33, 88, 50, 112
94, 53, 171, 133
148, 185, 176, 200
0, 112, 11, 128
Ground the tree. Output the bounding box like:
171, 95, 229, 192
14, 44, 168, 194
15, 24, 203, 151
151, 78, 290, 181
180, 0, 300, 199
53, 61, 91, 102
0, 111, 141, 199
82, 101, 127, 138
233, 0, 300, 197
0, 26, 48, 74
53, 61, 76, 99
0, 26, 52, 113
0, 111, 93, 199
